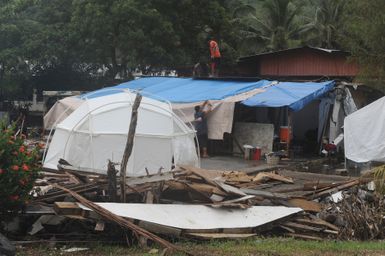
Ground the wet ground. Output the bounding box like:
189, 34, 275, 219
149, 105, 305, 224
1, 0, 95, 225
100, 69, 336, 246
200, 155, 279, 173
200, 155, 364, 177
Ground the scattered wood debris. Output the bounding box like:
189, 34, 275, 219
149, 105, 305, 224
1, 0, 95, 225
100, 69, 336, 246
21, 163, 382, 248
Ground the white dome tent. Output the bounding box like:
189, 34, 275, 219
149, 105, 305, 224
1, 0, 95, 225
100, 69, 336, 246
43, 89, 198, 176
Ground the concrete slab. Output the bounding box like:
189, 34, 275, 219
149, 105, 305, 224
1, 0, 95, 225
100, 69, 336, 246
200, 156, 280, 173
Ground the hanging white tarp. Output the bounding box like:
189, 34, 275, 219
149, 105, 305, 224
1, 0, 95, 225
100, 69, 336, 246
344, 96, 385, 162
44, 97, 84, 130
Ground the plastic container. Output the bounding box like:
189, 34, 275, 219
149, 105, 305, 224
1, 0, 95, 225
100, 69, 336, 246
243, 145, 253, 160
253, 147, 261, 160
280, 126, 290, 143
266, 155, 280, 165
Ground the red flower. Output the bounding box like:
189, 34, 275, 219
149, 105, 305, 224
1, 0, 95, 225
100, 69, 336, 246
0, 169, 4, 174
12, 151, 18, 156
22, 164, 29, 171
9, 195, 19, 201
11, 165, 19, 171
19, 146, 25, 153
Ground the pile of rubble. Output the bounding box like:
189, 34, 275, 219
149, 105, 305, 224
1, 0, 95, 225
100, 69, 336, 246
3, 163, 383, 254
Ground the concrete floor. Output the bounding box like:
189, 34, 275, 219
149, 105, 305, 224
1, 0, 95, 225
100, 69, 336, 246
200, 155, 278, 173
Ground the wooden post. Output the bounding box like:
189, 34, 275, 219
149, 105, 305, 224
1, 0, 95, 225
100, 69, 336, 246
107, 160, 117, 202
120, 93, 142, 203
287, 109, 292, 158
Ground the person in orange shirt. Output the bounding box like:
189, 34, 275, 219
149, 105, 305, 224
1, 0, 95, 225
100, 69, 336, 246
208, 39, 221, 77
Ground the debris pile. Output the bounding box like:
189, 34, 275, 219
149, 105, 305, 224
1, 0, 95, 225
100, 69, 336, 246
4, 163, 384, 253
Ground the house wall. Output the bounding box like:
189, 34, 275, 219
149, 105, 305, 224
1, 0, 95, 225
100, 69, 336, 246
232, 122, 274, 155
238, 48, 359, 77
258, 48, 359, 77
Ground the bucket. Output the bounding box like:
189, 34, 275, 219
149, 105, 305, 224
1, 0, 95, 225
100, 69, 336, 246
253, 147, 261, 160
280, 126, 290, 143
266, 155, 280, 165
243, 145, 253, 160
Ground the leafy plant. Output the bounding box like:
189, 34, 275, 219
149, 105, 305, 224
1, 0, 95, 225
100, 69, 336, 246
0, 122, 41, 216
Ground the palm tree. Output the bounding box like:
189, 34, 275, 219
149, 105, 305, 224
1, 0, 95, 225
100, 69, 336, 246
230, 0, 309, 53
307, 0, 347, 49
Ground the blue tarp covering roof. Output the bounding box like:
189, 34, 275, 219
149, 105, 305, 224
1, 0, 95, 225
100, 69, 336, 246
80, 77, 334, 111
81, 77, 271, 103
241, 81, 335, 111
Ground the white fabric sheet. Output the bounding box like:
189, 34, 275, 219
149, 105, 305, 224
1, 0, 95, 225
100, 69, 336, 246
344, 96, 385, 162
43, 97, 83, 129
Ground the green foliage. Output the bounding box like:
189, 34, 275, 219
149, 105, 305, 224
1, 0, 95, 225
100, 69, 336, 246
0, 122, 41, 216
305, 0, 347, 49
341, 0, 385, 90
0, 0, 384, 93
229, 0, 310, 54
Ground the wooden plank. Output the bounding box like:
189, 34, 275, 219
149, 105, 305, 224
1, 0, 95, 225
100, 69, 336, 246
283, 221, 323, 232
279, 225, 295, 233
213, 180, 247, 196
283, 221, 338, 235
138, 221, 182, 237
126, 172, 174, 186
287, 198, 322, 212
295, 218, 339, 232
54, 184, 183, 253
308, 179, 359, 200
54, 202, 82, 216
240, 188, 290, 200
218, 195, 255, 204
178, 166, 224, 185
253, 172, 293, 184
186, 183, 227, 196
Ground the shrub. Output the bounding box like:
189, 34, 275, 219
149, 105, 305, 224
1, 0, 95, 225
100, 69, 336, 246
0, 123, 41, 216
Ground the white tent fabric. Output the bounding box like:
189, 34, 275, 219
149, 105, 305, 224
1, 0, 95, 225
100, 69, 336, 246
344, 96, 385, 163
44, 97, 84, 130
43, 90, 198, 176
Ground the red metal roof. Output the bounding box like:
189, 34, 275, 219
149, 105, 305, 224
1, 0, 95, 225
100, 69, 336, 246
238, 46, 359, 77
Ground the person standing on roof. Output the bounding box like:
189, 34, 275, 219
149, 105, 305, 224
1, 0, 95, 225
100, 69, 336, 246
208, 38, 221, 77
194, 100, 212, 158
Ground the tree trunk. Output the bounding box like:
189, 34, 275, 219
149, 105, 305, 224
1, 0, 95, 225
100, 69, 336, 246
120, 93, 142, 202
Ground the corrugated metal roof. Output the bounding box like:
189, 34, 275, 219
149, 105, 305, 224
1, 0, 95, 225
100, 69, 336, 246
238, 46, 348, 62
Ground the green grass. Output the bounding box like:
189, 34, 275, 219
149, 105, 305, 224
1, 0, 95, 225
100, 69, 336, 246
16, 238, 385, 256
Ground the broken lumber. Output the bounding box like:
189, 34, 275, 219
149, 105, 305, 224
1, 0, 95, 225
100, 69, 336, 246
53, 184, 184, 254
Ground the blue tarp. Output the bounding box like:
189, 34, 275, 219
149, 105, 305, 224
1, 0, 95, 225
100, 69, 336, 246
241, 81, 335, 111
81, 77, 271, 103
80, 77, 334, 111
